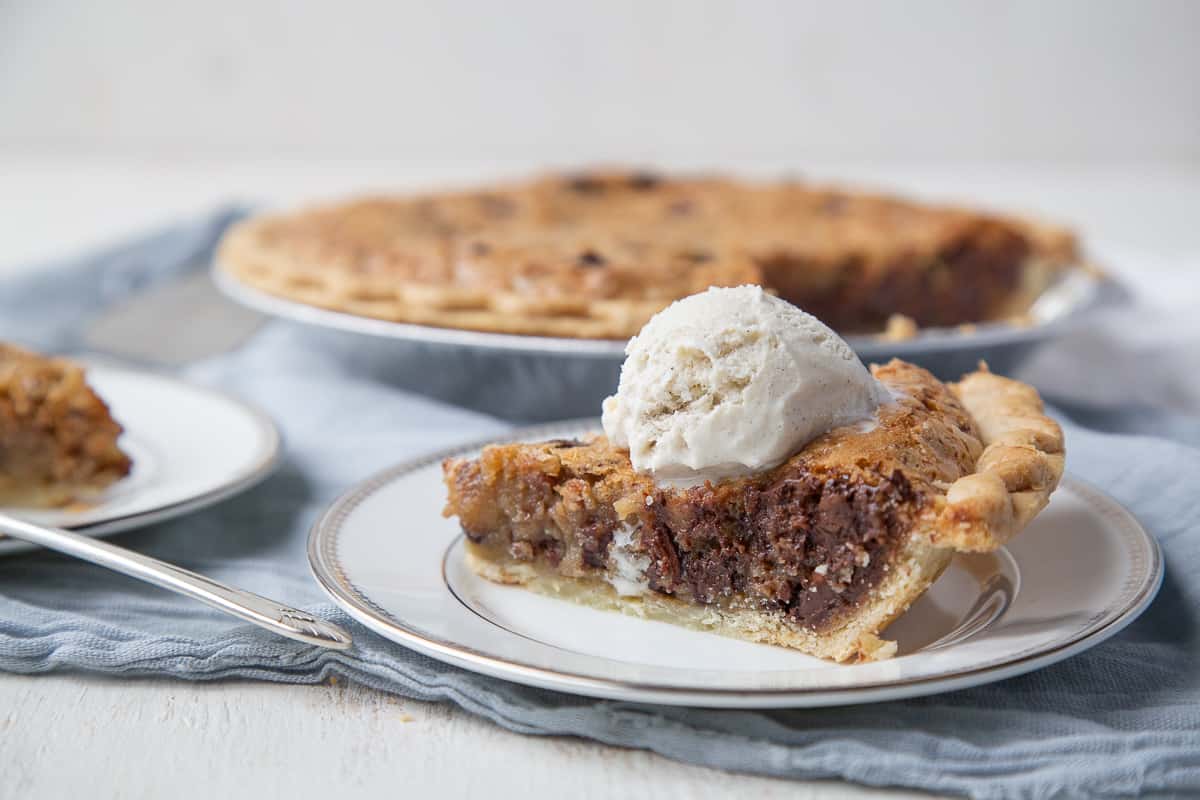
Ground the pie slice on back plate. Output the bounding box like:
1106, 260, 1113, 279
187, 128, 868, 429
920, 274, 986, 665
0, 344, 132, 508
442, 360, 1064, 662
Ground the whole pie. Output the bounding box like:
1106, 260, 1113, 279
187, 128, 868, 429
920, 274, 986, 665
443, 360, 1064, 662
0, 344, 132, 508
218, 169, 1077, 339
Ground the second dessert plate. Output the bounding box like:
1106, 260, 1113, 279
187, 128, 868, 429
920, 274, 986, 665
309, 421, 1162, 708
0, 362, 280, 555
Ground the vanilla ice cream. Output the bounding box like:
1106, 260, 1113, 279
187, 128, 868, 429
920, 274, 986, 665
601, 285, 889, 483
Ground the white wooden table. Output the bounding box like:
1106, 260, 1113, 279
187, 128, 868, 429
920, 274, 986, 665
3, 154, 1197, 799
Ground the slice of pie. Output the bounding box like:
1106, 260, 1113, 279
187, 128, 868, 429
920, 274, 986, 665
0, 344, 132, 508
442, 360, 1063, 662
218, 169, 1078, 340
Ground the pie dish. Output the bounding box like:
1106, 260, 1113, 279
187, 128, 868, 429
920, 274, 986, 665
442, 360, 1064, 662
0, 344, 132, 507
217, 169, 1078, 340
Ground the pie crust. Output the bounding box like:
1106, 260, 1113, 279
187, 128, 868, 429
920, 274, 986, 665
218, 170, 1078, 339
442, 360, 1063, 662
0, 344, 132, 507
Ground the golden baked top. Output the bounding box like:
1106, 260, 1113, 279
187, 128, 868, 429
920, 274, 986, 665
219, 169, 1078, 339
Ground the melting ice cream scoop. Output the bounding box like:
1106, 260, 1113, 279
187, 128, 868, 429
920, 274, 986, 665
601, 285, 888, 483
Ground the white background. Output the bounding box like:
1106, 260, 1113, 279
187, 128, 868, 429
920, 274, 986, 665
3, 0, 1198, 164
1, 3, 1198, 798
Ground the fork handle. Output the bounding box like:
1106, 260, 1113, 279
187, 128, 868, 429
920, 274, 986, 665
0, 513, 352, 650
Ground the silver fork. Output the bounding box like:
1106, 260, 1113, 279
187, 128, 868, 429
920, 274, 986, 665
0, 512, 352, 650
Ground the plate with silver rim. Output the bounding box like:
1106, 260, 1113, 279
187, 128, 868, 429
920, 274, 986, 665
0, 361, 281, 555
309, 421, 1162, 708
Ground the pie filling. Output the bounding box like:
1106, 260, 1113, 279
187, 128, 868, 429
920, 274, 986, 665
761, 231, 1029, 333
0, 430, 127, 506
446, 442, 920, 634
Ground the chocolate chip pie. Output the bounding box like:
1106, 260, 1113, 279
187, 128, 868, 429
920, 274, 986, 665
218, 169, 1077, 339
443, 360, 1063, 662
0, 344, 132, 508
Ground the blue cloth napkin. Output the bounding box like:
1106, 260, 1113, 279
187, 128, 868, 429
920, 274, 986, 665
1, 211, 1198, 799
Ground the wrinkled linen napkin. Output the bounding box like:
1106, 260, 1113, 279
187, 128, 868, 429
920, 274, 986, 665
0, 210, 1198, 799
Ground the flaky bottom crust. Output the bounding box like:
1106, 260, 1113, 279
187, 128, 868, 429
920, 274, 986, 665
466, 533, 953, 663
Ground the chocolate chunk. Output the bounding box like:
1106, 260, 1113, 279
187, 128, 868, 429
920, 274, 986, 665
628, 172, 662, 191
543, 438, 585, 449
537, 538, 564, 567
578, 518, 615, 568
577, 249, 607, 267
639, 513, 682, 594
681, 549, 740, 604
567, 176, 604, 194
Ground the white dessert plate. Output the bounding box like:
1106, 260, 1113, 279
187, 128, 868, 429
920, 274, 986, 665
309, 421, 1162, 708
0, 362, 280, 555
